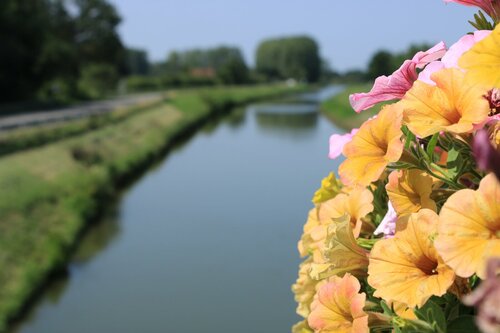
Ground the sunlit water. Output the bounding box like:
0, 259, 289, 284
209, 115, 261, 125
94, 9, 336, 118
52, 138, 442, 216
14, 87, 344, 333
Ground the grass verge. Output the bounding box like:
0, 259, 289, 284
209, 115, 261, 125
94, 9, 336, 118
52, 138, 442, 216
0, 84, 309, 331
0, 97, 166, 157
320, 83, 386, 130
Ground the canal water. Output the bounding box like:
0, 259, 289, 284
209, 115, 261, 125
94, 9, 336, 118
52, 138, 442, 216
14, 86, 344, 333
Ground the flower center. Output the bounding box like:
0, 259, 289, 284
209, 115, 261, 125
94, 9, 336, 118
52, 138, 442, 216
418, 257, 439, 276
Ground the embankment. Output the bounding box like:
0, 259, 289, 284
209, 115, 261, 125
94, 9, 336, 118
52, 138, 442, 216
319, 83, 383, 130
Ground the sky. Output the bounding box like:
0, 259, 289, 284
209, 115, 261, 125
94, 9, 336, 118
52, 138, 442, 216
109, 0, 478, 71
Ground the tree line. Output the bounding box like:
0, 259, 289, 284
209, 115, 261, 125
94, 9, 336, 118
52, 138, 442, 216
125, 36, 327, 92
1, 0, 326, 104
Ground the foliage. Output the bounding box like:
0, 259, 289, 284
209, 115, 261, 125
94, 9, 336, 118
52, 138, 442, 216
255, 35, 321, 83
77, 63, 119, 99
125, 48, 150, 76
158, 46, 250, 85
0, 0, 125, 104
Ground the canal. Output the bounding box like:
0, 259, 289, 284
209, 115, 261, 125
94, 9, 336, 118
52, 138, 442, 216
14, 86, 344, 333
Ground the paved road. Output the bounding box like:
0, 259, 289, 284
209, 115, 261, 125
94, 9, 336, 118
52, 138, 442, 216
0, 92, 165, 131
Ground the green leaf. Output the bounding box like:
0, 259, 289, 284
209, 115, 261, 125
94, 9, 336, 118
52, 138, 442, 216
446, 147, 461, 178
447, 316, 481, 333
426, 133, 440, 162
415, 300, 447, 333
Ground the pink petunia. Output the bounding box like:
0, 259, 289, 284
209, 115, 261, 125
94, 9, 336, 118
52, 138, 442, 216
328, 128, 358, 159
444, 0, 500, 21
349, 42, 446, 112
373, 201, 397, 238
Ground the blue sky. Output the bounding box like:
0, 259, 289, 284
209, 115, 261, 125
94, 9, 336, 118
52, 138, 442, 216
109, 0, 478, 71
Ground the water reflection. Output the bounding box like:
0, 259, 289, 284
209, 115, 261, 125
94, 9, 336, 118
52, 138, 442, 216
255, 109, 318, 134
72, 204, 121, 264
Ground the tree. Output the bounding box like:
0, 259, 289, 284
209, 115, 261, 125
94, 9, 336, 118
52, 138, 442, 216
0, 0, 52, 101
73, 0, 125, 69
0, 0, 125, 103
125, 49, 150, 76
367, 50, 394, 80
162, 46, 249, 84
255, 36, 321, 83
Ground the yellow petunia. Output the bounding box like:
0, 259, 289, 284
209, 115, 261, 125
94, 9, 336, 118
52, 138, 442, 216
292, 259, 325, 318
459, 24, 500, 88
312, 172, 343, 205
310, 217, 369, 280
339, 104, 404, 187
292, 321, 314, 333
298, 208, 322, 258
386, 169, 437, 219
368, 209, 455, 308
308, 273, 369, 333
318, 187, 374, 238
300, 187, 373, 263
401, 68, 490, 137
435, 173, 500, 279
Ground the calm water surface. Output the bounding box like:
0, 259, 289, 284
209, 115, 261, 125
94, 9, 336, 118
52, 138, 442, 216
15, 87, 344, 333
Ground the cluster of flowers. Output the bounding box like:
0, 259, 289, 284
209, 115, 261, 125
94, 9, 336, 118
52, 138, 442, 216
292, 1, 500, 332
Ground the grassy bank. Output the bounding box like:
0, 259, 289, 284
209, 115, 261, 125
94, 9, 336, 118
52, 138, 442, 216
0, 97, 166, 157
0, 84, 309, 330
320, 83, 384, 130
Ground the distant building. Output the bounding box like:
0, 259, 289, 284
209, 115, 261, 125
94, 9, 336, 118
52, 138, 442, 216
189, 67, 216, 79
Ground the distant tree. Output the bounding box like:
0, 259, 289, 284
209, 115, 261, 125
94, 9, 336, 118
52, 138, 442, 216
162, 46, 249, 84
125, 48, 150, 76
367, 50, 394, 80
255, 36, 321, 83
365, 43, 435, 81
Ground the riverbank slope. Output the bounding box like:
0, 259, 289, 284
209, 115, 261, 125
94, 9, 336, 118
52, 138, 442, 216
319, 83, 383, 130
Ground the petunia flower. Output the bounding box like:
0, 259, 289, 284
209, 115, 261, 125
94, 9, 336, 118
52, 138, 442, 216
300, 186, 373, 263
444, 0, 500, 21
463, 258, 500, 333
329, 129, 358, 159
349, 42, 446, 112
308, 273, 369, 333
401, 68, 490, 137
310, 217, 369, 280
473, 129, 500, 180
373, 201, 397, 238
339, 104, 404, 186
459, 23, 500, 88
418, 31, 491, 85
317, 187, 374, 238
368, 209, 456, 308
312, 172, 343, 204
292, 259, 326, 318
435, 173, 500, 279
292, 320, 314, 333
298, 208, 323, 258
385, 169, 437, 219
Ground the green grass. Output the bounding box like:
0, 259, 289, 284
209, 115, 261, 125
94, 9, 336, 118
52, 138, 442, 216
0, 84, 310, 331
0, 97, 166, 157
320, 83, 386, 130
